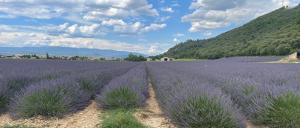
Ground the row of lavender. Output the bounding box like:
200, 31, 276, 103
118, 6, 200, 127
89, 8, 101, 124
0, 59, 138, 117
147, 63, 245, 128
96, 64, 148, 109
148, 60, 300, 128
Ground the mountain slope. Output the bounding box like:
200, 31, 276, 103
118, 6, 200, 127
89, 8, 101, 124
0, 46, 142, 58
164, 5, 300, 59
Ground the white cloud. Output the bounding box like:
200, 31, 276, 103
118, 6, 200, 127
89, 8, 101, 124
148, 45, 159, 54
79, 24, 100, 34
160, 7, 174, 13
113, 22, 143, 33
101, 21, 166, 34
146, 43, 171, 55
142, 23, 166, 32
203, 31, 213, 38
0, 31, 151, 53
0, 0, 159, 19
173, 38, 179, 42
56, 23, 102, 36
157, 16, 171, 22
183, 0, 299, 32
0, 0, 166, 37
0, 0, 161, 36
101, 19, 127, 26
174, 33, 184, 37
0, 0, 168, 53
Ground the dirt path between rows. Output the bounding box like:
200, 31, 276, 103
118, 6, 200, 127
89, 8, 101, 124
0, 101, 100, 128
134, 79, 176, 128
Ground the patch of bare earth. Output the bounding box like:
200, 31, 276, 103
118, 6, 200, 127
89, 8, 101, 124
246, 121, 268, 128
134, 80, 176, 128
0, 101, 100, 128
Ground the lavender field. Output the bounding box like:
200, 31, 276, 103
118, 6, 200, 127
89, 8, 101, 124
147, 59, 300, 128
0, 58, 299, 128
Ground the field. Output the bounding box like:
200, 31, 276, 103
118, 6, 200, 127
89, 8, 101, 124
0, 58, 299, 128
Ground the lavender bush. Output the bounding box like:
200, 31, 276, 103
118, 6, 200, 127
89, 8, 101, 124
10, 78, 90, 118
96, 64, 148, 109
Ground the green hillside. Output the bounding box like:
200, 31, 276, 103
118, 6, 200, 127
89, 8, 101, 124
163, 5, 300, 59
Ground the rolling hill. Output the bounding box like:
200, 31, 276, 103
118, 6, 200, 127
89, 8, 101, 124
163, 5, 300, 59
0, 46, 142, 58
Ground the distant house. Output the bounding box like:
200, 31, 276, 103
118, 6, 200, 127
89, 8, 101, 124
161, 57, 175, 62
288, 51, 300, 61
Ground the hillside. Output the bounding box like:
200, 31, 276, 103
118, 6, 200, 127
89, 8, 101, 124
164, 5, 300, 59
0, 46, 142, 58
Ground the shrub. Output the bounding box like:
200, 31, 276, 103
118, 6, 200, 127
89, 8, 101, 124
12, 87, 69, 118
171, 96, 240, 128
10, 79, 90, 118
18, 89, 67, 117
101, 109, 145, 128
100, 87, 138, 109
255, 93, 300, 128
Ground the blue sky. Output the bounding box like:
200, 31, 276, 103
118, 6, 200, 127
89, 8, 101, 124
0, 0, 299, 55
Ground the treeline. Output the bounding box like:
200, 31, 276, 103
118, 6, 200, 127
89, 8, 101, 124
124, 54, 147, 61
0, 54, 107, 61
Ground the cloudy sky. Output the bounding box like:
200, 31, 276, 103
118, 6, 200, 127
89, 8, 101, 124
0, 0, 299, 55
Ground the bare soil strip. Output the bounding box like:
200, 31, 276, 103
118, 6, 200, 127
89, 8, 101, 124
134, 79, 176, 128
246, 121, 268, 128
0, 101, 100, 128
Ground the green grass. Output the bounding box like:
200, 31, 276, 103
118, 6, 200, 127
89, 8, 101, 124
256, 93, 300, 128
101, 109, 146, 128
2, 124, 34, 128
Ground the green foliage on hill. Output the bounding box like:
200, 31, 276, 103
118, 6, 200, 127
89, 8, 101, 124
164, 5, 300, 59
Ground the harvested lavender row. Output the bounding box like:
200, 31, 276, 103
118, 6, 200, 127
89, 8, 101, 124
96, 64, 148, 109
147, 63, 245, 128
156, 61, 300, 128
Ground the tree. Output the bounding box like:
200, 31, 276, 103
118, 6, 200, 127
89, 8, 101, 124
124, 54, 147, 61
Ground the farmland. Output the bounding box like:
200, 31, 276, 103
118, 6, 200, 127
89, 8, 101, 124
0, 58, 299, 128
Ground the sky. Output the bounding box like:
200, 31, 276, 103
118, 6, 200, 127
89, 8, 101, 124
0, 0, 299, 55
